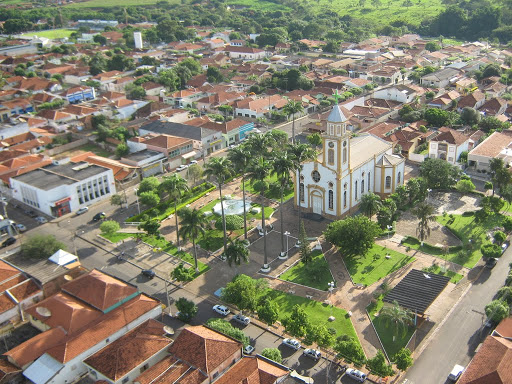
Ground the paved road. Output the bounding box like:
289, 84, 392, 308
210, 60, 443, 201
405, 248, 511, 384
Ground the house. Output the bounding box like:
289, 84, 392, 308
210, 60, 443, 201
60, 85, 96, 104
234, 95, 287, 119
372, 85, 418, 104
163, 88, 205, 108
133, 134, 195, 169
457, 90, 486, 111
201, 118, 255, 147
224, 46, 266, 61
468, 130, 512, 170
428, 90, 460, 110
455, 77, 477, 94
120, 150, 166, 178
420, 68, 462, 88
428, 127, 470, 164
4, 269, 161, 384
70, 152, 140, 185
479, 98, 508, 117
0, 98, 34, 115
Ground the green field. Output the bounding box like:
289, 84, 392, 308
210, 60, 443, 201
344, 244, 415, 287
279, 250, 334, 291
67, 0, 163, 7
22, 29, 74, 39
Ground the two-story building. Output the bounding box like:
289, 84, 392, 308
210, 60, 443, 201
428, 127, 470, 165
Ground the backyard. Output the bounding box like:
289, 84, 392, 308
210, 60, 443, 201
279, 250, 334, 291
22, 29, 74, 39
344, 244, 415, 287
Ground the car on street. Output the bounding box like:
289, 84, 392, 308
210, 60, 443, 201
345, 368, 367, 382
76, 207, 89, 215
93, 212, 106, 221
485, 257, 498, 269
233, 313, 250, 326
15, 223, 26, 232
448, 364, 465, 381
24, 210, 37, 218
502, 242, 509, 253
141, 269, 156, 279
303, 348, 321, 361
35, 216, 47, 224
189, 160, 198, 165
213, 304, 230, 316
243, 345, 255, 354
282, 338, 301, 350
176, 164, 189, 172
1, 237, 16, 247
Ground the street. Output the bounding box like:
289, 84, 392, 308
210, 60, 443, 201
405, 248, 511, 383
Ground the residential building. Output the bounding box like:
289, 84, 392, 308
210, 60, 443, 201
457, 90, 486, 111
468, 130, 512, 170
128, 134, 195, 169
234, 95, 287, 119
120, 150, 166, 178
10, 162, 116, 217
420, 68, 462, 88
201, 118, 255, 147
224, 46, 266, 61
372, 85, 418, 104
429, 127, 470, 164
59, 85, 96, 104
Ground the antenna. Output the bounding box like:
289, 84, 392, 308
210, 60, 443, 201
163, 326, 174, 336
36, 307, 52, 317
63, 275, 73, 281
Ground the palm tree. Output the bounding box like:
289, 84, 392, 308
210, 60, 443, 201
228, 145, 251, 240
283, 100, 304, 145
204, 157, 233, 255
245, 131, 271, 158
272, 151, 294, 257
289, 143, 317, 242
247, 155, 273, 271
412, 202, 436, 246
160, 174, 189, 250
225, 239, 250, 273
360, 192, 381, 218
178, 207, 208, 272
379, 300, 413, 340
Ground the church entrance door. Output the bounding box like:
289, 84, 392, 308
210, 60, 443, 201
312, 195, 322, 214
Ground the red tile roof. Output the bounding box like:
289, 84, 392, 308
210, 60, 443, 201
0, 261, 21, 283
214, 356, 288, 384
495, 317, 512, 339
432, 127, 469, 146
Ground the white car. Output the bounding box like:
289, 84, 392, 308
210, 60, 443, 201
282, 338, 301, 350
303, 348, 321, 361
15, 223, 26, 232
189, 160, 198, 165
176, 164, 189, 172
448, 364, 464, 381
35, 216, 47, 224
243, 345, 255, 354
345, 368, 367, 383
76, 207, 89, 215
213, 304, 230, 316
233, 313, 250, 325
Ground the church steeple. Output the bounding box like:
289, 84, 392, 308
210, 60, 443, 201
323, 102, 350, 172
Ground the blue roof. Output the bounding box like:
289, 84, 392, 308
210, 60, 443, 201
327, 105, 347, 123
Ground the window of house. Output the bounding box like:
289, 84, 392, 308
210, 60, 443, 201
361, 180, 364, 193
368, 172, 371, 191
385, 176, 391, 188
355, 181, 358, 200
328, 149, 334, 165
397, 172, 401, 184
328, 190, 333, 210
343, 191, 347, 207
299, 183, 304, 202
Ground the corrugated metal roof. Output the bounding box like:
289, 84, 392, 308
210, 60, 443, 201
23, 353, 64, 384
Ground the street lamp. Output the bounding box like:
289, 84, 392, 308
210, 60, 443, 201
426, 188, 432, 202
280, 231, 290, 259
328, 281, 335, 320
134, 188, 140, 215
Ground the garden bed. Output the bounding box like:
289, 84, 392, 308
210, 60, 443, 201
422, 264, 463, 284
279, 250, 334, 291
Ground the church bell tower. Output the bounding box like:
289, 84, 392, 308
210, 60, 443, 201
323, 96, 349, 172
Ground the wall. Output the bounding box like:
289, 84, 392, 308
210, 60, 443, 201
408, 153, 426, 163
46, 138, 88, 156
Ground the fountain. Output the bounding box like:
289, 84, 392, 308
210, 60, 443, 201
213, 199, 252, 216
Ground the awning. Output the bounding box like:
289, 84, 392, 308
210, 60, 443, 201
182, 151, 197, 159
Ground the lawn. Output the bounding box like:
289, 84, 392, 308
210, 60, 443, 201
100, 232, 133, 243
344, 244, 415, 287
244, 174, 294, 202
279, 250, 334, 291
367, 295, 415, 359
67, 0, 163, 7
422, 264, 463, 284
22, 29, 74, 39
402, 212, 504, 268
267, 290, 360, 345
74, 143, 112, 158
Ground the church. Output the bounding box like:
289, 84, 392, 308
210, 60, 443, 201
295, 104, 405, 220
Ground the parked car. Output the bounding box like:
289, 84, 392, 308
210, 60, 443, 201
233, 313, 250, 326
345, 368, 367, 383
502, 242, 509, 253
93, 212, 106, 221
243, 345, 255, 354
485, 257, 498, 269
282, 338, 301, 350
176, 164, 189, 172
213, 304, 230, 316
24, 210, 37, 218
1, 237, 16, 248
76, 207, 89, 215
303, 348, 321, 361
189, 160, 198, 165
448, 364, 464, 381
15, 223, 26, 232
141, 269, 156, 279
35, 216, 47, 224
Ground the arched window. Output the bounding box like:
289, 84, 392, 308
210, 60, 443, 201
343, 191, 347, 207
328, 149, 334, 165
385, 176, 391, 189
361, 180, 364, 193
300, 183, 305, 202
355, 181, 358, 200
397, 172, 401, 184
368, 172, 371, 191
328, 190, 334, 210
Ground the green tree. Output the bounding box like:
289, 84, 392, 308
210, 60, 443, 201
188, 164, 203, 186
490, 158, 511, 195
206, 318, 249, 345
360, 192, 381, 218
110, 194, 124, 207
485, 300, 509, 323
503, 216, 512, 232
283, 99, 304, 144
305, 324, 335, 348
377, 198, 399, 229
394, 348, 414, 372
261, 348, 282, 363
107, 54, 135, 71
298, 220, 311, 264
221, 274, 268, 313
125, 84, 146, 100
494, 230, 507, 245
366, 350, 395, 377
420, 158, 460, 189
425, 41, 441, 52
460, 107, 480, 125
497, 287, 512, 305
158, 69, 179, 91
258, 299, 279, 326
306, 132, 322, 151
412, 202, 435, 246
21, 235, 66, 259
206, 66, 224, 83
138, 176, 160, 194
100, 220, 120, 235
171, 263, 195, 282
247, 155, 273, 271
115, 142, 129, 157
481, 243, 502, 259
334, 335, 366, 364
139, 191, 160, 206
324, 215, 379, 257
138, 219, 161, 237
175, 297, 198, 322
456, 179, 476, 194
178, 207, 208, 272
160, 174, 189, 250
225, 239, 250, 271
204, 157, 233, 256
379, 301, 413, 338
228, 146, 251, 240
218, 104, 233, 118
284, 304, 310, 337
424, 108, 452, 126
481, 196, 505, 214
479, 116, 510, 132
272, 151, 295, 256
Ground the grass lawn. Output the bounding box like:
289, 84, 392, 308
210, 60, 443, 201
74, 143, 112, 158
267, 290, 360, 344
344, 244, 415, 286
279, 250, 334, 291
22, 29, 74, 39
422, 264, 463, 284
367, 296, 415, 359
67, 0, 162, 7
100, 232, 133, 243
244, 174, 294, 202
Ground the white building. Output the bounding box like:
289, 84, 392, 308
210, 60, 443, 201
10, 162, 116, 217
428, 127, 471, 165
296, 105, 405, 219
372, 85, 417, 104
134, 32, 143, 49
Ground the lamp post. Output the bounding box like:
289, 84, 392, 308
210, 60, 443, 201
426, 188, 432, 202
386, 224, 392, 257
328, 281, 335, 319
134, 188, 140, 215
280, 231, 290, 259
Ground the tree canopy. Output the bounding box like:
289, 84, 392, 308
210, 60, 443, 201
419, 158, 460, 189
21, 235, 66, 259
324, 215, 379, 257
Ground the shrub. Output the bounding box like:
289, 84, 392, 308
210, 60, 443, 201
215, 215, 243, 231
206, 318, 250, 346
261, 348, 282, 363
334, 335, 366, 365
503, 216, 512, 232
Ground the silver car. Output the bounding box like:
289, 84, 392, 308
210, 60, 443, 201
345, 368, 367, 383
35, 216, 47, 224
303, 348, 321, 361
213, 304, 230, 316
233, 313, 250, 326
282, 338, 301, 350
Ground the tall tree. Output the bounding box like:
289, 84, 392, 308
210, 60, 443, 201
247, 156, 273, 271
324, 215, 379, 257
360, 192, 381, 218
178, 207, 208, 271
228, 145, 251, 239
490, 158, 511, 195
283, 99, 304, 144
412, 202, 435, 246
379, 300, 413, 339
160, 174, 189, 250
272, 151, 295, 257
204, 157, 233, 255
225, 239, 250, 273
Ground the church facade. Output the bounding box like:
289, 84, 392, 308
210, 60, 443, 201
295, 105, 405, 220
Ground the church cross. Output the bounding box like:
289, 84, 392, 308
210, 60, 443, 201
332, 89, 341, 104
